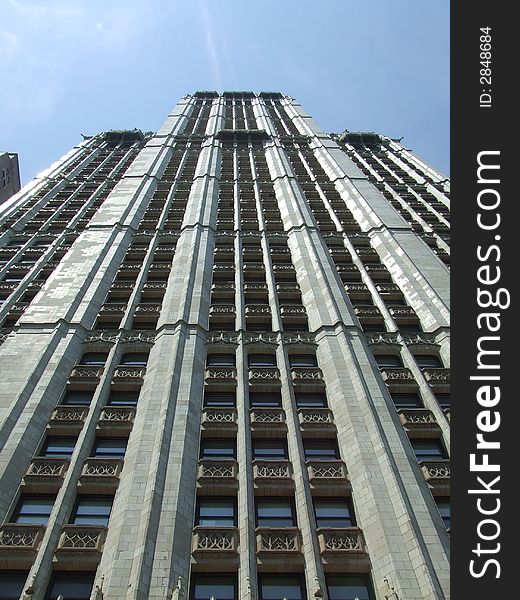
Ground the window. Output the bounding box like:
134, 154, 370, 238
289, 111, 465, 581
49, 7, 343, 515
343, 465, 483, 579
398, 324, 423, 333
91, 438, 127, 458
78, 352, 108, 366
374, 354, 403, 368
249, 392, 282, 407
40, 437, 77, 458
303, 440, 339, 461
415, 355, 444, 368
289, 354, 317, 368
120, 352, 148, 366
44, 572, 95, 600
107, 390, 140, 406
203, 392, 236, 408
70, 496, 113, 526
314, 500, 354, 528
256, 499, 296, 527
258, 575, 305, 600
61, 390, 94, 406
0, 571, 28, 600
295, 392, 327, 408
435, 498, 451, 530
361, 323, 387, 332
435, 393, 451, 409
200, 439, 236, 460
253, 440, 288, 461
206, 353, 236, 367
191, 575, 236, 600
411, 440, 448, 461
11, 496, 55, 525
248, 354, 277, 367
196, 499, 236, 526
326, 576, 374, 600
390, 392, 423, 409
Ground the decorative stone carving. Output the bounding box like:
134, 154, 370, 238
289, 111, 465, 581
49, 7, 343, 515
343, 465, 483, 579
318, 528, 365, 553
256, 528, 301, 552
0, 525, 43, 552
192, 527, 238, 553
57, 526, 107, 551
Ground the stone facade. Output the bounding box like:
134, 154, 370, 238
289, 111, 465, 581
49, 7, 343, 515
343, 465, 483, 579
0, 93, 449, 600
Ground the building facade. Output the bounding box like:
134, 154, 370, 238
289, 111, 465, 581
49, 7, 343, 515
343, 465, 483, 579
0, 151, 21, 205
0, 92, 450, 600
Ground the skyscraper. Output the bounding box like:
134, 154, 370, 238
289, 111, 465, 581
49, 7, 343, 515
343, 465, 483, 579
0, 92, 449, 600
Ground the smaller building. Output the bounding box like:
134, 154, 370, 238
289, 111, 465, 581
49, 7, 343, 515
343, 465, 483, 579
0, 151, 21, 204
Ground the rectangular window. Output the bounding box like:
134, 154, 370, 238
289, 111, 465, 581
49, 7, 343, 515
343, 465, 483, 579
204, 392, 236, 408
411, 440, 447, 461
11, 496, 55, 525
206, 354, 236, 367
326, 576, 374, 600
70, 496, 113, 526
314, 500, 354, 528
91, 438, 127, 459
78, 352, 108, 366
61, 390, 94, 406
200, 439, 236, 460
390, 393, 423, 409
196, 499, 236, 526
303, 441, 339, 461
289, 354, 317, 368
191, 575, 236, 600
434, 393, 451, 409
40, 437, 77, 458
253, 440, 288, 461
259, 575, 305, 600
249, 392, 282, 407
295, 392, 327, 408
107, 391, 140, 406
256, 500, 296, 527
248, 354, 277, 367
44, 572, 95, 600
415, 355, 443, 368
374, 354, 403, 368
0, 571, 28, 600
435, 498, 451, 530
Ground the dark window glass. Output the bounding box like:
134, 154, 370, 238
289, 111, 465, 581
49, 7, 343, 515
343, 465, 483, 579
259, 575, 305, 600
289, 354, 317, 368
415, 355, 444, 368
390, 393, 423, 409
61, 390, 94, 406
253, 440, 288, 461
45, 572, 95, 600
206, 354, 236, 367
295, 393, 327, 408
398, 324, 423, 333
326, 576, 373, 600
78, 352, 108, 366
11, 496, 55, 525
196, 499, 236, 526
120, 352, 148, 366
303, 441, 339, 461
0, 571, 28, 599
91, 438, 127, 458
204, 392, 236, 408
436, 498, 451, 529
249, 392, 282, 407
192, 575, 236, 600
200, 439, 236, 460
411, 440, 447, 461
256, 500, 296, 527
107, 390, 140, 406
40, 437, 76, 458
435, 393, 451, 409
374, 354, 403, 368
248, 354, 277, 367
70, 496, 113, 526
314, 500, 354, 527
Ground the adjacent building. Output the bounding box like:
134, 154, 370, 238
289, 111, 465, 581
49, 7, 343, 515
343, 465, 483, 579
0, 151, 21, 205
0, 93, 450, 600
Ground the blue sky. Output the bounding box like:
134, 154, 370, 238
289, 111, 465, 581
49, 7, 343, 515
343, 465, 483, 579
1, 0, 449, 184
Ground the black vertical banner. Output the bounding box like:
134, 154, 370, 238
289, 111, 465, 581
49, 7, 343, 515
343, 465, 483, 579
452, 3, 514, 599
